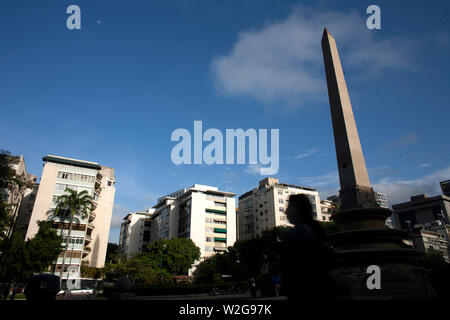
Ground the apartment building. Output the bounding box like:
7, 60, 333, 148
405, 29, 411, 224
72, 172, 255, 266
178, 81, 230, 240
441, 180, 450, 197
119, 209, 154, 258
412, 224, 449, 263
238, 177, 321, 240
149, 184, 236, 265
374, 192, 389, 208
25, 155, 116, 279
320, 199, 335, 222
392, 194, 450, 231
0, 154, 37, 239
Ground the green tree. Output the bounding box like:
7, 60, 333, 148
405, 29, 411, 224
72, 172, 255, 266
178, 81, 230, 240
26, 221, 63, 274
0, 150, 34, 279
194, 226, 291, 284
0, 221, 62, 282
146, 238, 201, 275
52, 188, 93, 282
106, 242, 120, 263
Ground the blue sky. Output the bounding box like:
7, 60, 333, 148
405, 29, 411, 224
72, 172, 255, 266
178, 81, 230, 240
1, 0, 449, 243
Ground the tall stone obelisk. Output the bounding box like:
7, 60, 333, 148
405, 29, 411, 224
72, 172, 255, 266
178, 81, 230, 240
319, 28, 433, 298
321, 28, 377, 210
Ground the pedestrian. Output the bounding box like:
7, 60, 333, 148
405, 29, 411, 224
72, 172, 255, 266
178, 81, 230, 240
272, 275, 281, 296
10, 283, 17, 300
250, 277, 256, 298
281, 194, 334, 301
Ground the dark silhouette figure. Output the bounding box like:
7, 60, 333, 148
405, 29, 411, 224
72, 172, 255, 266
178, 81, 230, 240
281, 194, 333, 301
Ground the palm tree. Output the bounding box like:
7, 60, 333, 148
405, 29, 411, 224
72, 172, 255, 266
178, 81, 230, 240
52, 188, 93, 285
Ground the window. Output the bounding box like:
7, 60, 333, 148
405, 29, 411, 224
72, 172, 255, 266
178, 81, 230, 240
278, 199, 284, 204
278, 190, 283, 195
279, 207, 284, 212
214, 202, 226, 207
108, 181, 112, 186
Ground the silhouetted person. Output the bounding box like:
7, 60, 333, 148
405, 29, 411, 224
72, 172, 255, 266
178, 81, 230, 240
281, 194, 333, 301
249, 277, 257, 298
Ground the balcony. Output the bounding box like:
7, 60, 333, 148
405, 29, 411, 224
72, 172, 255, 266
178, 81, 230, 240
96, 173, 103, 183
85, 234, 92, 242
87, 222, 94, 230
89, 211, 96, 221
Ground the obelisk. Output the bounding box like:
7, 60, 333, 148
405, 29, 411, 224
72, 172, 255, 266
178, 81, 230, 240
321, 28, 377, 210
320, 28, 432, 299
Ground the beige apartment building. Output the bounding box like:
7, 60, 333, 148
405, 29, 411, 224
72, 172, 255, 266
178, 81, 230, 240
25, 155, 115, 278
0, 154, 37, 239
238, 177, 322, 240
119, 209, 154, 258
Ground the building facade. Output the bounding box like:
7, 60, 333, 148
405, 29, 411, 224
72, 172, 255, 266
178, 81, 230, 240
412, 224, 449, 263
0, 154, 37, 239
119, 209, 154, 258
441, 180, 450, 197
238, 177, 321, 240
149, 184, 236, 265
392, 194, 450, 232
320, 199, 335, 222
25, 155, 116, 279
374, 192, 389, 209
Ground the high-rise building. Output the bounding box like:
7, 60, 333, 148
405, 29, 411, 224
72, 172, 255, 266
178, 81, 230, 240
411, 225, 449, 263
149, 184, 236, 267
25, 155, 116, 279
238, 177, 321, 240
119, 209, 154, 258
441, 180, 450, 197
392, 194, 450, 231
374, 192, 389, 208
320, 199, 335, 222
0, 154, 37, 239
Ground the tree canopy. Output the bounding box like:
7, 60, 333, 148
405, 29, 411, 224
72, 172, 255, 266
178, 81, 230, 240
145, 238, 201, 275
0, 221, 62, 282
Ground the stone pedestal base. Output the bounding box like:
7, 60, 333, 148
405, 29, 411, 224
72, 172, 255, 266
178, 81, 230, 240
329, 207, 436, 299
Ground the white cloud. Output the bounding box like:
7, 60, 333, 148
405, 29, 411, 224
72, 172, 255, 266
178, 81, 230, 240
299, 170, 339, 189
297, 166, 450, 207
294, 148, 318, 159
211, 6, 417, 108
110, 203, 131, 228
384, 133, 418, 151
244, 164, 262, 176
419, 163, 431, 168
372, 166, 450, 206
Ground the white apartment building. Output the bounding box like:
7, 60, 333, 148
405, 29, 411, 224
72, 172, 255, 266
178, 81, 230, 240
150, 184, 236, 266
25, 155, 116, 279
238, 177, 322, 240
119, 209, 154, 258
320, 199, 335, 222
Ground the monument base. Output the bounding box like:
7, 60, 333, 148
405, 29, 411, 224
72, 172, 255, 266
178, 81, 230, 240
329, 207, 436, 299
